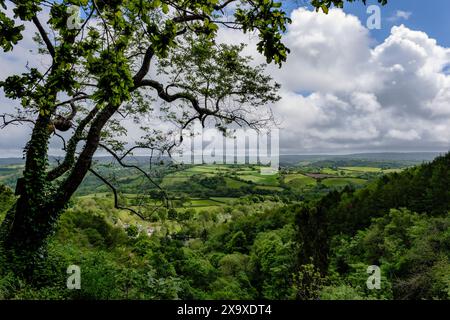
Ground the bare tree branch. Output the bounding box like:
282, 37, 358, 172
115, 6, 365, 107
0, 114, 35, 129
54, 94, 91, 109
53, 131, 67, 151
46, 106, 100, 181
139, 79, 204, 115
88, 167, 149, 221
133, 47, 155, 85
214, 0, 238, 11
97, 143, 169, 206
138, 79, 272, 130
32, 15, 55, 58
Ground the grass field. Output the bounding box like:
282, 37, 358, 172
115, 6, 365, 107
239, 174, 279, 185
161, 171, 195, 187
320, 166, 405, 178
255, 186, 284, 192
284, 173, 316, 189
0, 162, 406, 214
382, 168, 404, 174
340, 166, 382, 173
185, 165, 229, 173
320, 168, 339, 175
322, 177, 367, 188
188, 199, 221, 207
210, 197, 238, 204
224, 177, 249, 188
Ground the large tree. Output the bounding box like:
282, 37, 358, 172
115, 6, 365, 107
0, 0, 386, 276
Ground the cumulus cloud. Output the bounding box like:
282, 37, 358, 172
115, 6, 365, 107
278, 9, 375, 93
388, 10, 412, 22
218, 8, 450, 153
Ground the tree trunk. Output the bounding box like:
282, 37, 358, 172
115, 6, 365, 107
0, 113, 57, 277
0, 102, 119, 278
0, 194, 61, 278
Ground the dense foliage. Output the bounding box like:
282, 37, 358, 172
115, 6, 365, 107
295, 153, 450, 299
0, 194, 298, 299
0, 153, 448, 300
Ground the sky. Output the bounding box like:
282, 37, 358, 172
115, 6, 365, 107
1, 0, 450, 156
331, 0, 450, 47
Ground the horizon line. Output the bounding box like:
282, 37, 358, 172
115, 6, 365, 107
0, 150, 447, 160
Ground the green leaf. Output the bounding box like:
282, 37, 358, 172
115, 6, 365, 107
162, 3, 169, 14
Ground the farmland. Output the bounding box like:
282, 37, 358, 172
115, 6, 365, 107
0, 157, 412, 214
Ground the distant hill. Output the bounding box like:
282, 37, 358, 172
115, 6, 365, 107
279, 152, 443, 166
319, 151, 450, 235
331, 152, 443, 161
0, 158, 25, 165
0, 152, 444, 167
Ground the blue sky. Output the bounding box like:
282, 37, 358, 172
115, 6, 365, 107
284, 0, 450, 47
344, 0, 450, 47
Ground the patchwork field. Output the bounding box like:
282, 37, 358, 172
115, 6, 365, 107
322, 178, 367, 188
0, 161, 411, 213
284, 173, 316, 189
340, 166, 382, 172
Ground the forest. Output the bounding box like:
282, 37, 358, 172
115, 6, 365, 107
0, 152, 448, 299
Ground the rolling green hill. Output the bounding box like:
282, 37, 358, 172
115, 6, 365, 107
294, 152, 450, 300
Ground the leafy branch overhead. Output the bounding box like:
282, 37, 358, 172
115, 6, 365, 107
310, 0, 387, 13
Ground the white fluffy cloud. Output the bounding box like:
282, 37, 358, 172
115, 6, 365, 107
388, 10, 412, 22
219, 8, 450, 153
